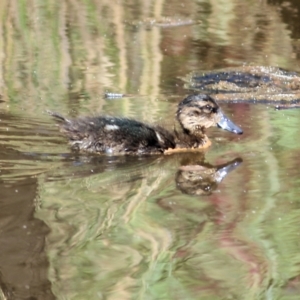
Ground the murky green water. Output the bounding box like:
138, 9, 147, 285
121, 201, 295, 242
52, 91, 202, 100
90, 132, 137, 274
1, 1, 300, 299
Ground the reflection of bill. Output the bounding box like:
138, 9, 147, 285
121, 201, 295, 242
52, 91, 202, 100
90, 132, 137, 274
176, 158, 242, 196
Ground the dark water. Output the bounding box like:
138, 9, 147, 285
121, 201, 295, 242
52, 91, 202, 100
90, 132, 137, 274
1, 1, 300, 299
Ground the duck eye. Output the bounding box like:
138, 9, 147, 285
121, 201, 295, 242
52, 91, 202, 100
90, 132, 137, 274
205, 105, 212, 111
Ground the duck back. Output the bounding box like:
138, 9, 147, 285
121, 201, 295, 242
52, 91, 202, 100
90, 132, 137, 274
51, 113, 175, 155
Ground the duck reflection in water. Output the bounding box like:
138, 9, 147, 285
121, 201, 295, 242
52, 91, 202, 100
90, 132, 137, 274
175, 155, 242, 196
59, 152, 242, 198
48, 94, 242, 155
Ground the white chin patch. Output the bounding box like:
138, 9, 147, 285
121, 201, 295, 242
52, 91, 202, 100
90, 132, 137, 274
105, 124, 119, 131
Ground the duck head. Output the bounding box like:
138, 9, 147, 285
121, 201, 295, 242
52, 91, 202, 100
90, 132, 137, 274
176, 94, 242, 147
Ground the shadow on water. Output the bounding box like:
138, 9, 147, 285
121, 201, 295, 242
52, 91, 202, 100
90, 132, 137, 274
0, 178, 54, 300
0, 112, 59, 299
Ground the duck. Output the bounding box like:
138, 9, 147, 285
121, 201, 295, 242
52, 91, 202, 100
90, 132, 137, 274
48, 94, 243, 155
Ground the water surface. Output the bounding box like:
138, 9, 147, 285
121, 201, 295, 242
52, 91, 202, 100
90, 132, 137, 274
1, 1, 300, 299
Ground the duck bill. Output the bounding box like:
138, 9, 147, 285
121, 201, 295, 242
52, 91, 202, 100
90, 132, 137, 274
217, 111, 243, 134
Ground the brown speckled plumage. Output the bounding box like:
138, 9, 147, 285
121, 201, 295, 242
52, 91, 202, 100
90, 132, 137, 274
49, 94, 242, 155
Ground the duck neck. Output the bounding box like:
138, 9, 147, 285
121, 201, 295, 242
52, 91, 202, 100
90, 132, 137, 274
173, 120, 209, 149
